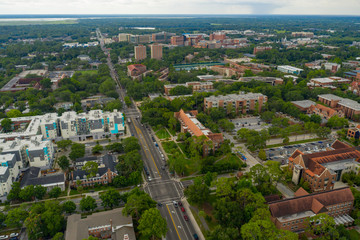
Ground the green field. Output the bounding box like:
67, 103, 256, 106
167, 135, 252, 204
155, 128, 171, 139
76, 70, 98, 75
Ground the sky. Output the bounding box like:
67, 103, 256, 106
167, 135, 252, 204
0, 0, 360, 15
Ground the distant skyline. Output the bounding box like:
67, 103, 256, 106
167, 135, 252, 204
0, 0, 360, 15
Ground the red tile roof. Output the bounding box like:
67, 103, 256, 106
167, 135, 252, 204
331, 139, 351, 150
294, 187, 309, 197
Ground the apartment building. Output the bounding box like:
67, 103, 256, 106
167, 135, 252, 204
134, 45, 147, 61
118, 33, 131, 42
0, 154, 20, 182
209, 32, 226, 41
253, 46, 272, 55
210, 65, 241, 77
347, 125, 360, 140
307, 104, 345, 120
318, 94, 360, 119
277, 65, 304, 75
41, 110, 125, 141
291, 32, 314, 38
308, 77, 350, 89
174, 110, 223, 156
129, 35, 151, 44
171, 36, 185, 46
71, 154, 117, 187
289, 140, 360, 192
150, 44, 163, 60
20, 167, 65, 191
0, 167, 12, 197
204, 92, 267, 114
269, 187, 354, 233
164, 82, 213, 95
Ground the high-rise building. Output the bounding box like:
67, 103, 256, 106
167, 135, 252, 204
118, 33, 130, 42
150, 44, 163, 60
171, 36, 184, 46
134, 45, 147, 61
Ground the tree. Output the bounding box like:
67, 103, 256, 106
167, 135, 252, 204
56, 140, 72, 151
138, 208, 168, 240
305, 213, 339, 239
124, 96, 132, 107
184, 177, 210, 205
1, 118, 12, 132
58, 156, 70, 171
316, 127, 331, 139
82, 161, 98, 178
69, 143, 85, 161
258, 149, 267, 161
260, 111, 275, 123
52, 232, 64, 240
7, 182, 21, 202
80, 196, 97, 212
327, 115, 348, 129
123, 188, 156, 221
203, 172, 217, 186
92, 144, 104, 154
5, 205, 29, 228
19, 185, 35, 201
100, 189, 121, 209
214, 177, 235, 198
310, 114, 322, 124
122, 137, 140, 153
40, 78, 52, 89
62, 201, 77, 214
34, 185, 47, 200
6, 109, 22, 118
48, 187, 62, 198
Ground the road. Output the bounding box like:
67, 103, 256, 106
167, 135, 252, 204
96, 29, 199, 240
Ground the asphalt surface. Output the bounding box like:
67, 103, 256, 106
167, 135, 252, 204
97, 29, 198, 240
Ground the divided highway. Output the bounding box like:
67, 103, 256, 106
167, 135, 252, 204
96, 29, 199, 240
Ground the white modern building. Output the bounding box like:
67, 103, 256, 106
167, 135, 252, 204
277, 65, 304, 75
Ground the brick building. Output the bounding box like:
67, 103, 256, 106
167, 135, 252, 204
347, 124, 360, 140
134, 45, 147, 61
269, 187, 354, 233
174, 109, 223, 156
318, 94, 360, 119
289, 140, 360, 192
291, 100, 316, 112
150, 44, 163, 60
209, 32, 226, 41
204, 92, 267, 114
307, 104, 345, 120
291, 32, 314, 38
253, 46, 272, 55
127, 64, 147, 77
171, 36, 185, 46
210, 65, 241, 77
164, 82, 213, 95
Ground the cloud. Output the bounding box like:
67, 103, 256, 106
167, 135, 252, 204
0, 0, 359, 15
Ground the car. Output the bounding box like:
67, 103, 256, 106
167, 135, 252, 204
181, 207, 185, 212
0, 235, 8, 240
9, 233, 18, 237
178, 201, 183, 206
193, 233, 199, 240
161, 166, 165, 170
147, 176, 151, 182
157, 203, 163, 207
173, 201, 178, 208
184, 215, 189, 221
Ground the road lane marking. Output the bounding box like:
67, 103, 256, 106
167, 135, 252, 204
166, 205, 181, 240
133, 120, 161, 178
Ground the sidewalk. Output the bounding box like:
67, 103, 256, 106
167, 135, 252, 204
276, 182, 295, 198
182, 197, 206, 240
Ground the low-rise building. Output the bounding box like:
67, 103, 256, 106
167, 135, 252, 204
277, 65, 303, 75
291, 100, 316, 112
164, 82, 213, 95
253, 46, 272, 54
347, 125, 360, 140
308, 77, 350, 89
269, 187, 354, 233
307, 104, 344, 120
318, 94, 360, 119
127, 64, 147, 78
66, 208, 136, 240
324, 62, 341, 73
174, 110, 223, 156
291, 32, 314, 38
289, 140, 360, 192
0, 167, 12, 197
204, 92, 267, 114
239, 76, 283, 85
20, 167, 65, 191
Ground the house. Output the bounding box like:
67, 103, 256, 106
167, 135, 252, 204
289, 140, 360, 192
20, 167, 66, 191
71, 154, 117, 187
65, 208, 136, 240
307, 104, 345, 120
269, 187, 354, 233
127, 64, 147, 78
174, 110, 223, 156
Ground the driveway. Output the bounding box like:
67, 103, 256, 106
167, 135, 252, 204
276, 182, 295, 198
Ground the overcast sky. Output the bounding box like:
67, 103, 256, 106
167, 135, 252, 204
0, 0, 360, 15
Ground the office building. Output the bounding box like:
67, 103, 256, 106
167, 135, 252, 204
204, 92, 267, 114
277, 65, 303, 75
318, 94, 360, 119
129, 35, 151, 44
269, 187, 354, 233
134, 45, 147, 61
174, 110, 223, 156
289, 140, 360, 192
150, 44, 163, 60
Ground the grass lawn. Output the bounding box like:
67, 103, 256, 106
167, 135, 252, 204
349, 229, 360, 240
155, 128, 171, 139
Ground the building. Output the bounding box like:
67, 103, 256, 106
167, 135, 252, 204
291, 100, 316, 112
71, 154, 117, 187
0, 154, 20, 182
174, 110, 223, 156
289, 140, 360, 192
277, 65, 304, 75
324, 62, 341, 73
308, 77, 351, 89
239, 76, 283, 86
118, 33, 131, 42
134, 45, 147, 61
0, 69, 48, 92
151, 32, 174, 42
129, 34, 151, 44
40, 110, 125, 141
20, 167, 65, 191
347, 125, 360, 140
150, 44, 163, 60
171, 36, 185, 46
77, 55, 91, 61
307, 104, 345, 120
318, 94, 360, 119
54, 102, 74, 111
269, 187, 354, 233
209, 32, 226, 41
164, 82, 213, 95
210, 65, 241, 77
204, 92, 267, 114
0, 167, 12, 197
65, 208, 136, 240
345, 70, 360, 81
253, 46, 272, 55
127, 64, 147, 78
80, 95, 115, 109
291, 32, 314, 38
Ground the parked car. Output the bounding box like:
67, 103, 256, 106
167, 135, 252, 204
0, 235, 9, 240
178, 201, 183, 206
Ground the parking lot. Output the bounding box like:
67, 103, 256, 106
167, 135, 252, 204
266, 140, 332, 165
230, 117, 270, 132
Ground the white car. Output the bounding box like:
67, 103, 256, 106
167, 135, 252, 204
10, 233, 19, 237
0, 235, 8, 240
